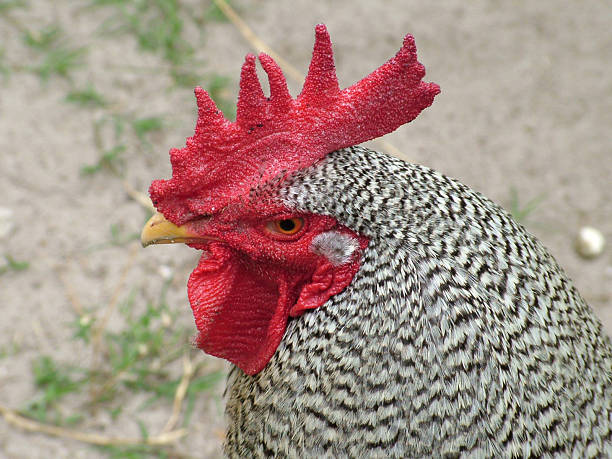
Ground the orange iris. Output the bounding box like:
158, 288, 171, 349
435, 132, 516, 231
267, 217, 304, 235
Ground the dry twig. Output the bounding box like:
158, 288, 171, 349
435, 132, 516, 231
162, 353, 195, 433
56, 266, 86, 316
0, 403, 186, 446
122, 179, 155, 212
212, 0, 303, 83
377, 138, 407, 160
89, 243, 140, 402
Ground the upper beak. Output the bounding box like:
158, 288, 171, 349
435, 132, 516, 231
141, 212, 206, 247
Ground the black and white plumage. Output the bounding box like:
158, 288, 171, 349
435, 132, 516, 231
224, 146, 612, 457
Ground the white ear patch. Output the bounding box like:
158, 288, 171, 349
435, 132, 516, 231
310, 231, 359, 266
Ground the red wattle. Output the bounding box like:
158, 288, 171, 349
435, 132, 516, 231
187, 243, 309, 375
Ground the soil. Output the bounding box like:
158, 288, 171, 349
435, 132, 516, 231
1, 1, 610, 457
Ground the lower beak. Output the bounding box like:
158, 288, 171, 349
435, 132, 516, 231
141, 212, 205, 247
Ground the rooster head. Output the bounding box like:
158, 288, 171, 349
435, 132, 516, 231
141, 24, 439, 374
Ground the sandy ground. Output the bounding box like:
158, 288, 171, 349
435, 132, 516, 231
1, 1, 610, 457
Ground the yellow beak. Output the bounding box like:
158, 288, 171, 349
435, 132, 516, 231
141, 212, 202, 247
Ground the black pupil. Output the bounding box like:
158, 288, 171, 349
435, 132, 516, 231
279, 219, 296, 232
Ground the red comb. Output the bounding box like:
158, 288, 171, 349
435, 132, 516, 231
150, 24, 440, 224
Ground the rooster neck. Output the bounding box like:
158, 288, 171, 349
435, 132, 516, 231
223, 146, 612, 457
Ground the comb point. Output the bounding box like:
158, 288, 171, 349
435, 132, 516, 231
258, 53, 292, 111
300, 23, 339, 102
237, 54, 266, 126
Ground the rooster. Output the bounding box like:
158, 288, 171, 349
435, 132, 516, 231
141, 25, 612, 457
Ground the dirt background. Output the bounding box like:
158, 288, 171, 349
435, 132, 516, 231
1, 1, 610, 458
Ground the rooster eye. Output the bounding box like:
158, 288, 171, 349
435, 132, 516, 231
267, 217, 304, 236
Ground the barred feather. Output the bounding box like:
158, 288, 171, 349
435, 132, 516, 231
224, 146, 612, 457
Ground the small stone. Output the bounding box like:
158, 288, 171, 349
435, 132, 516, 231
575, 226, 605, 259
138, 343, 149, 356
158, 264, 174, 280
79, 315, 92, 327
161, 312, 172, 328
0, 207, 15, 239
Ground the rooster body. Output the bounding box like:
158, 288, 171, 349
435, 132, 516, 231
141, 26, 612, 457
224, 147, 612, 457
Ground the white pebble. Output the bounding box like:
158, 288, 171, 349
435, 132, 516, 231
157, 264, 174, 280
161, 312, 172, 328
575, 226, 605, 259
79, 315, 92, 327
0, 207, 15, 239
138, 343, 149, 356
